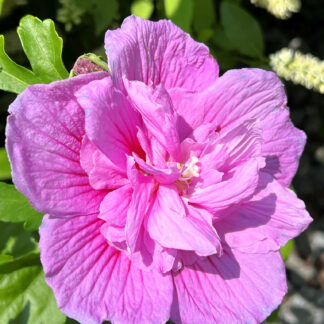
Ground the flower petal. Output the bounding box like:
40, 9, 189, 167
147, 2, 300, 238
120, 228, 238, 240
133, 153, 181, 185
190, 158, 264, 214
172, 68, 305, 185
98, 184, 132, 249
125, 80, 181, 162
39, 214, 173, 324
6, 73, 107, 217
201, 68, 305, 185
76, 76, 143, 170
105, 15, 219, 91
200, 119, 263, 172
80, 136, 129, 190
217, 174, 312, 253
147, 184, 222, 256
172, 248, 287, 323
126, 157, 156, 252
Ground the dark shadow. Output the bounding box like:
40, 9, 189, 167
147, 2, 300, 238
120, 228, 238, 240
218, 193, 277, 234
9, 301, 30, 324
170, 279, 181, 324
261, 155, 281, 179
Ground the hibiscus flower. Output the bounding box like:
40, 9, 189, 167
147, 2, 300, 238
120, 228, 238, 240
6, 15, 312, 324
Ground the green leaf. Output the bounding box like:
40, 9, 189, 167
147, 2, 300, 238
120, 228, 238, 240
164, 0, 194, 33
0, 254, 13, 265
0, 265, 66, 324
192, 0, 216, 33
221, 1, 264, 58
91, 0, 118, 35
266, 307, 279, 322
0, 0, 4, 16
0, 148, 11, 180
17, 15, 69, 82
131, 0, 154, 19
280, 239, 294, 261
212, 26, 236, 51
0, 183, 43, 231
0, 252, 40, 274
0, 16, 68, 94
0, 35, 40, 93
0, 221, 37, 259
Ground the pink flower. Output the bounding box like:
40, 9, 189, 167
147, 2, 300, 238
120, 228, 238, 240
6, 16, 312, 324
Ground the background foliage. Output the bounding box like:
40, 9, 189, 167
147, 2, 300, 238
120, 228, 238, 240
0, 0, 323, 323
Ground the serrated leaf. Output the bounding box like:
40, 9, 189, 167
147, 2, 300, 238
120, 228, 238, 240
131, 0, 154, 19
17, 15, 69, 82
0, 148, 11, 180
0, 15, 68, 94
193, 0, 216, 33
221, 1, 264, 58
0, 265, 66, 324
280, 239, 294, 261
91, 0, 118, 35
164, 0, 194, 33
0, 35, 40, 93
0, 221, 37, 259
0, 183, 43, 231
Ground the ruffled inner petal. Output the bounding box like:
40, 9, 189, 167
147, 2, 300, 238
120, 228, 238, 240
76, 76, 145, 171
80, 136, 129, 190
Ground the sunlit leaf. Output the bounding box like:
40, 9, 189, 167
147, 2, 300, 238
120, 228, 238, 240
0, 254, 13, 265
0, 15, 68, 94
17, 15, 69, 82
0, 183, 43, 231
131, 0, 154, 19
164, 0, 194, 32
221, 1, 264, 58
280, 239, 294, 261
0, 35, 39, 93
0, 265, 65, 324
0, 0, 4, 16
0, 148, 11, 180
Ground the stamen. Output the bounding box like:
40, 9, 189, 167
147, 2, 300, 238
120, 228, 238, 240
182, 156, 200, 179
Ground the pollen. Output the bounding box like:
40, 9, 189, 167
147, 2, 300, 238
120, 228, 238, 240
181, 156, 200, 179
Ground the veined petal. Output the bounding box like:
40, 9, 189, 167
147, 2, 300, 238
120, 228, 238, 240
147, 184, 222, 256
6, 72, 107, 217
39, 214, 173, 324
105, 15, 219, 92
217, 173, 312, 253
125, 79, 181, 161
172, 248, 287, 324
76, 76, 143, 170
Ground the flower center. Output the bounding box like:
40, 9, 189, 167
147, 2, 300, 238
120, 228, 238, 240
179, 156, 200, 179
